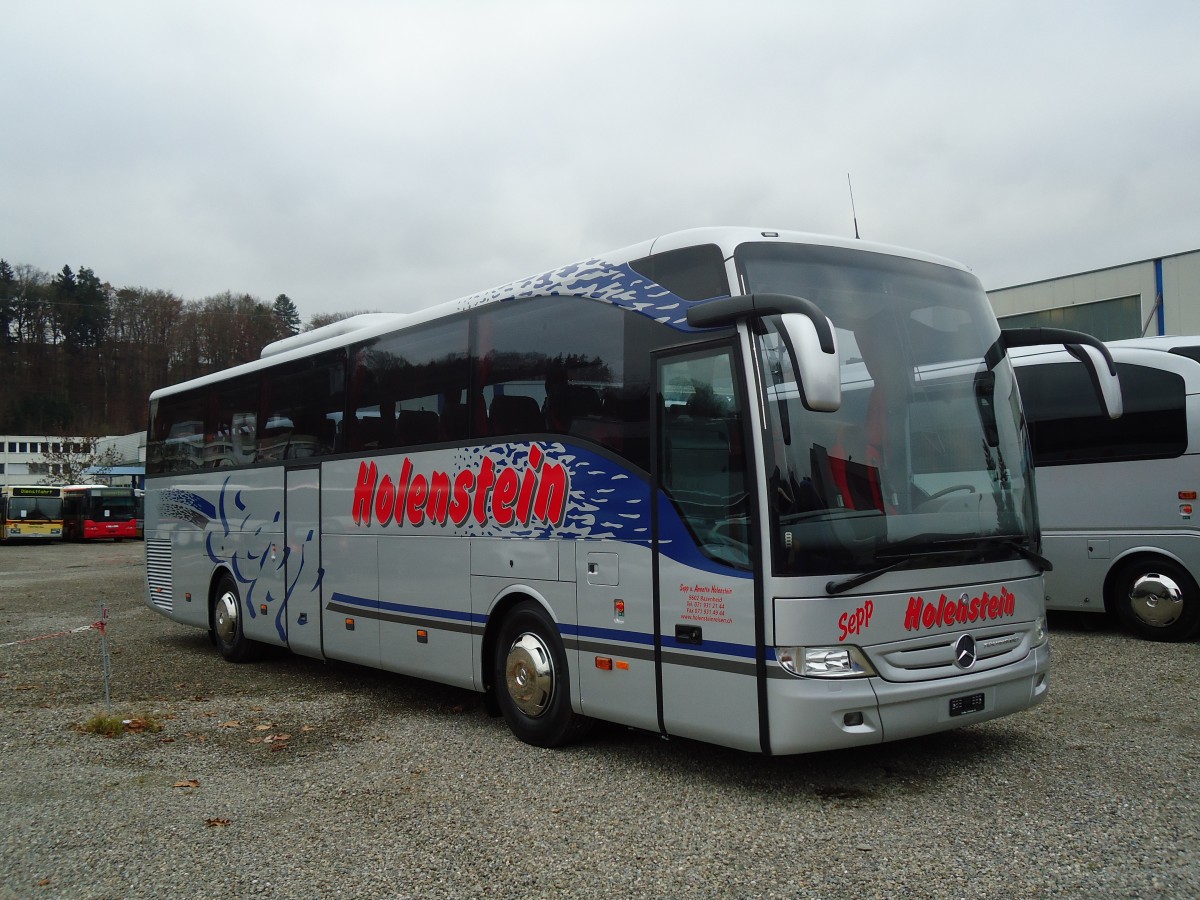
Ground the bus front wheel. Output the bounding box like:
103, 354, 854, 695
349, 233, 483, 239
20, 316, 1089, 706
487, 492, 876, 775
492, 601, 591, 748
1111, 557, 1200, 642
211, 573, 260, 662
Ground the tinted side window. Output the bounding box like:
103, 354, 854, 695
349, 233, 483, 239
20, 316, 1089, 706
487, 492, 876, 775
260, 351, 345, 461
629, 244, 728, 302
475, 298, 671, 471
348, 319, 470, 452
210, 373, 262, 466
1020, 361, 1187, 464
148, 393, 206, 474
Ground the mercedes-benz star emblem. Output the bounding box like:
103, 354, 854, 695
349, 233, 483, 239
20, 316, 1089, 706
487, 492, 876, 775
953, 634, 978, 670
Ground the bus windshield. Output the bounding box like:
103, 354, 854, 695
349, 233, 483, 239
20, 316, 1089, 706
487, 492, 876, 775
8, 497, 62, 521
738, 241, 1037, 577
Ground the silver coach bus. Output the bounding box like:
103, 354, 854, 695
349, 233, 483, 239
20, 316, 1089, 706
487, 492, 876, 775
1013, 335, 1200, 642
144, 227, 1119, 753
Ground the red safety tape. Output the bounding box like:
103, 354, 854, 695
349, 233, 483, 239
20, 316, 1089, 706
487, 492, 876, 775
0, 624, 98, 648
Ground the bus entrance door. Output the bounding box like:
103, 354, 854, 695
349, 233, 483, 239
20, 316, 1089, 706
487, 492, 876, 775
285, 465, 324, 659
655, 346, 763, 752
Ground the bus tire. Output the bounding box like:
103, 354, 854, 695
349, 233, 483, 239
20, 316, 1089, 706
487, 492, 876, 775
211, 572, 260, 663
492, 600, 591, 748
1110, 557, 1200, 642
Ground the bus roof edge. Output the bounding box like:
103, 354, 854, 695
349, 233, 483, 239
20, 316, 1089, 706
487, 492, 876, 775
260, 313, 407, 359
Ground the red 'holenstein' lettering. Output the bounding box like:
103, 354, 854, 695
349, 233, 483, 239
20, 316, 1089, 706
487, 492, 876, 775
352, 445, 569, 529
903, 586, 1017, 632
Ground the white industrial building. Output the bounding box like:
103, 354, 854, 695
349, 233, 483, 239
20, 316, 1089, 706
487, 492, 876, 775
988, 248, 1200, 340
0, 432, 145, 489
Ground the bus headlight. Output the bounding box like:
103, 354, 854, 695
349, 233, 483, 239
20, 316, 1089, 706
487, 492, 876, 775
1031, 615, 1048, 647
777, 646, 877, 678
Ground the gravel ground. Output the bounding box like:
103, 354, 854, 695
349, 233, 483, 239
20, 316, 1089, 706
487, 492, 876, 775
0, 540, 1197, 899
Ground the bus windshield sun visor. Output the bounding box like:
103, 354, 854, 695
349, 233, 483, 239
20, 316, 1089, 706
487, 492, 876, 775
1002, 326, 1123, 420
689, 293, 842, 412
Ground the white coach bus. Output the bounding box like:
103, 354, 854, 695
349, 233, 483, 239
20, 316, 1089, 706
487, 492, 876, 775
144, 227, 1120, 754
1012, 335, 1200, 642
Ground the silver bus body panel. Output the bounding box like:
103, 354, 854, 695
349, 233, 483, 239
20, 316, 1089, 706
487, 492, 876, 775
765, 643, 1049, 755
765, 569, 1048, 753
573, 538, 659, 735
1012, 340, 1200, 622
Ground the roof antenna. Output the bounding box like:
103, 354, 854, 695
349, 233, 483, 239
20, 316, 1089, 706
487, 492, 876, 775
847, 173, 861, 239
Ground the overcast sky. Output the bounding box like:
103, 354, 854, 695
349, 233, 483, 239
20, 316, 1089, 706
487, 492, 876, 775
4, 1, 1198, 322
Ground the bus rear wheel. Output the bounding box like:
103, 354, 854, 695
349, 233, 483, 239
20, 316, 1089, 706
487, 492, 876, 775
492, 601, 591, 748
211, 573, 260, 662
1111, 557, 1200, 642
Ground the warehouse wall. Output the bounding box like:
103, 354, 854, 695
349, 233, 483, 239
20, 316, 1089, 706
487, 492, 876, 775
987, 249, 1200, 340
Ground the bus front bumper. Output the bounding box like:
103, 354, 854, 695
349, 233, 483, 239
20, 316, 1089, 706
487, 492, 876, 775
766, 641, 1050, 755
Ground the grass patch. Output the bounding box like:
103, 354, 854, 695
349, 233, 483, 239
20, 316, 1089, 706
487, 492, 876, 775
78, 711, 165, 738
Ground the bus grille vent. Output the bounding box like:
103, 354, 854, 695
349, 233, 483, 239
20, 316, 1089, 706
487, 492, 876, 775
146, 539, 173, 612
869, 625, 1032, 682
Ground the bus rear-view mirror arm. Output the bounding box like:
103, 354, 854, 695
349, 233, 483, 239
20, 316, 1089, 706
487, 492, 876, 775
688, 293, 842, 412
1002, 327, 1123, 420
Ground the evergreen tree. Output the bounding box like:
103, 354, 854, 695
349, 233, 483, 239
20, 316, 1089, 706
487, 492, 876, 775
273, 293, 301, 336
0, 259, 14, 347
71, 266, 112, 350
50, 264, 76, 344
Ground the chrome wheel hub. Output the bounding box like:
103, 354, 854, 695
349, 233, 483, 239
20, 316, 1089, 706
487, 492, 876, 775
215, 590, 240, 644
505, 632, 554, 717
1130, 573, 1184, 629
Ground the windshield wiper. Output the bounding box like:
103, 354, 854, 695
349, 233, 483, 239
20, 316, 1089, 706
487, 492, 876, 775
995, 537, 1053, 572
826, 555, 926, 595
824, 534, 1051, 595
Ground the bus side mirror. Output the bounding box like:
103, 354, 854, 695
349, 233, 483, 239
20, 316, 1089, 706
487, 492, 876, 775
685, 293, 842, 412
1065, 342, 1123, 420
1003, 327, 1123, 420
780, 312, 842, 412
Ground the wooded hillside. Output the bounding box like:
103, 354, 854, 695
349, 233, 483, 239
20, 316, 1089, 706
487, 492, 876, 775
0, 259, 322, 436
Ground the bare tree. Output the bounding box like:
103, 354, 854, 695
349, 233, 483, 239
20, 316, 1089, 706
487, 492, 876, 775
306, 309, 379, 331
34, 438, 123, 485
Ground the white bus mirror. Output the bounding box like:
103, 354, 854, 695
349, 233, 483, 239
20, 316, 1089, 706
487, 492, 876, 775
1066, 343, 1123, 420
1002, 327, 1123, 420
686, 293, 842, 412
780, 312, 841, 412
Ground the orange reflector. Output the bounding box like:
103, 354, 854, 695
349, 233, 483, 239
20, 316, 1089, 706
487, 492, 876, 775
260, 604, 268, 615
595, 656, 613, 670
416, 629, 429, 644
1180, 491, 1197, 500
345, 618, 355, 630
616, 660, 630, 671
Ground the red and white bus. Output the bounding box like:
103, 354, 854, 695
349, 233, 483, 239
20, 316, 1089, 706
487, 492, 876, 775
61, 485, 139, 541
144, 227, 1119, 754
